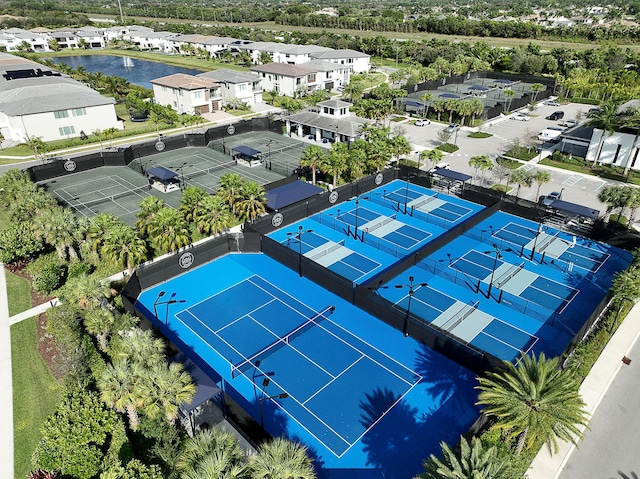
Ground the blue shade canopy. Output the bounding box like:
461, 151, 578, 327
148, 166, 178, 181
433, 169, 472, 182
266, 181, 324, 210
494, 79, 513, 85
468, 85, 489, 91
232, 145, 262, 157
404, 100, 422, 107
439, 93, 460, 99
548, 199, 599, 219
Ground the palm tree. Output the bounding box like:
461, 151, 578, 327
299, 145, 326, 185
346, 143, 367, 180
193, 195, 233, 236
32, 206, 83, 259
217, 173, 245, 214
529, 83, 544, 103
179, 186, 207, 223
418, 436, 509, 479
148, 207, 191, 253
423, 149, 444, 172
141, 362, 196, 425
83, 308, 115, 352
390, 135, 412, 164
468, 155, 491, 184
98, 360, 144, 430
136, 196, 166, 237
532, 170, 552, 201
587, 101, 623, 167
598, 185, 625, 222
25, 135, 49, 160
101, 223, 149, 274
420, 92, 434, 119
343, 82, 365, 104
469, 98, 485, 125
476, 353, 589, 455
503, 89, 516, 113
178, 428, 248, 479
510, 168, 534, 203
59, 274, 112, 308
112, 328, 165, 368
235, 182, 267, 223
87, 213, 123, 253
9, 188, 56, 223
248, 437, 315, 479
323, 142, 350, 187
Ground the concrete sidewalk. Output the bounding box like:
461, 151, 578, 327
527, 300, 640, 478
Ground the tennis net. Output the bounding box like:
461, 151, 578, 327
187, 160, 237, 180
494, 262, 525, 289
68, 185, 149, 210
536, 231, 559, 253
441, 301, 478, 332
411, 195, 438, 212
231, 305, 336, 378
308, 240, 346, 261
364, 214, 396, 233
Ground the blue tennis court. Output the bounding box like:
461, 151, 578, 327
336, 206, 431, 250
492, 222, 608, 272
451, 250, 577, 313
176, 274, 422, 457
388, 283, 538, 361
282, 230, 382, 281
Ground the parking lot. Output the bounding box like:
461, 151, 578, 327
402, 100, 613, 215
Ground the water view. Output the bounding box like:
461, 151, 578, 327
50, 55, 206, 90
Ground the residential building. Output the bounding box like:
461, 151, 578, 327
0, 53, 122, 143
310, 49, 371, 74
286, 99, 369, 144
151, 73, 222, 114
250, 63, 318, 97
197, 69, 262, 106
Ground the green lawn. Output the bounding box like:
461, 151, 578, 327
5, 271, 32, 317
12, 317, 60, 479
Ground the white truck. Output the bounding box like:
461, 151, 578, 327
537, 127, 563, 142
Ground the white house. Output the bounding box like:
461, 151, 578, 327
250, 63, 318, 97
0, 53, 122, 143
151, 73, 222, 114
0, 28, 50, 52
310, 49, 371, 74
305, 60, 351, 91
50, 29, 80, 49
197, 69, 263, 106
287, 99, 369, 143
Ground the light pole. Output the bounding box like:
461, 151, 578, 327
484, 244, 502, 299
153, 291, 184, 323
352, 196, 368, 241
394, 276, 428, 337
177, 162, 189, 190
286, 225, 313, 277
266, 139, 273, 169
530, 224, 547, 260
404, 173, 417, 214
153, 291, 165, 319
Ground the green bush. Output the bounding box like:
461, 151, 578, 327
0, 222, 43, 263
468, 132, 492, 138
68, 261, 93, 279
32, 263, 65, 293
570, 97, 601, 105
496, 157, 521, 169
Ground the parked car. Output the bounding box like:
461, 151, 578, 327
414, 119, 430, 126
588, 107, 602, 115
544, 100, 561, 107
561, 119, 578, 128
546, 111, 564, 120
445, 123, 460, 132
428, 161, 450, 174
541, 191, 562, 206
510, 113, 530, 121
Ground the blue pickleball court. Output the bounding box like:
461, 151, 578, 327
175, 274, 422, 457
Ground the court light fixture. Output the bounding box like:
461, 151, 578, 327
153, 291, 166, 319
484, 244, 502, 299
286, 225, 313, 277
259, 392, 289, 428
351, 195, 369, 241
394, 276, 428, 337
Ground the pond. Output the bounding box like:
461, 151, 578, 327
50, 55, 205, 90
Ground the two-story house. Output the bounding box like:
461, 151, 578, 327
286, 99, 369, 144
151, 73, 222, 115
250, 63, 318, 97
197, 69, 263, 107
310, 49, 371, 74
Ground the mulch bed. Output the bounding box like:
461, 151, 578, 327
9, 265, 66, 380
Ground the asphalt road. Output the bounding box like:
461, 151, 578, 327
401, 101, 612, 215
558, 337, 640, 479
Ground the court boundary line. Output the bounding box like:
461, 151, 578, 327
470, 317, 539, 358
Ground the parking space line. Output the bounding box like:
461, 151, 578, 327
563, 175, 582, 186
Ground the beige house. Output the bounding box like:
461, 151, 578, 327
151, 73, 222, 115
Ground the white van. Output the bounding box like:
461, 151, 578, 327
537, 128, 562, 142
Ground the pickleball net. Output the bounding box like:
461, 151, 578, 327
65, 185, 149, 210
231, 305, 336, 378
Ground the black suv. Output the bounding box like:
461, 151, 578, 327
546, 111, 564, 120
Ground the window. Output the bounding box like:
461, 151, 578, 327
54, 110, 69, 119
193, 90, 203, 99
58, 125, 75, 136
238, 84, 247, 91
71, 107, 87, 117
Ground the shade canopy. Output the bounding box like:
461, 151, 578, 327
232, 145, 262, 158
468, 85, 489, 91
494, 79, 513, 84
266, 180, 324, 211
148, 166, 178, 181
548, 199, 599, 219
433, 169, 472, 182
168, 352, 221, 413
439, 93, 460, 99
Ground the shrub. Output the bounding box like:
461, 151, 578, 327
32, 263, 65, 294
68, 261, 93, 279
468, 132, 492, 138
0, 223, 43, 263
437, 143, 459, 153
